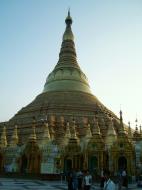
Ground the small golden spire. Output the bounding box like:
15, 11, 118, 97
120, 110, 123, 123
86, 123, 92, 138
107, 118, 117, 136
50, 126, 55, 141
106, 117, 117, 147
0, 125, 7, 147
43, 122, 50, 144
10, 125, 18, 146
71, 120, 77, 138
65, 122, 71, 138
29, 117, 37, 142
119, 110, 127, 135
92, 117, 100, 135
128, 121, 132, 139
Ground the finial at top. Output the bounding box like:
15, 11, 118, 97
120, 110, 123, 120
65, 9, 72, 26
68, 8, 70, 16
135, 118, 138, 124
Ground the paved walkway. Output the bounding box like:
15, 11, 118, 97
0, 178, 140, 190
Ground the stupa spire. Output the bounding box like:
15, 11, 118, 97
42, 122, 50, 144
0, 125, 7, 147
29, 117, 37, 142
92, 118, 101, 135
107, 118, 117, 136
71, 120, 77, 138
57, 10, 77, 67
119, 110, 127, 135
43, 10, 91, 93
106, 118, 117, 147
120, 110, 123, 123
43, 11, 91, 94
10, 125, 18, 146
86, 124, 92, 138
65, 9, 72, 26
128, 121, 132, 139
65, 122, 71, 139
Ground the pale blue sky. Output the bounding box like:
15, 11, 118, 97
0, 0, 142, 129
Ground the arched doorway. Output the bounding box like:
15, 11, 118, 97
21, 154, 28, 173
21, 141, 41, 174
0, 153, 3, 172
88, 156, 98, 173
64, 159, 72, 172
118, 156, 127, 170
28, 153, 41, 174
103, 152, 109, 170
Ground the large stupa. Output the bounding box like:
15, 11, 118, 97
0, 11, 140, 175
4, 11, 120, 143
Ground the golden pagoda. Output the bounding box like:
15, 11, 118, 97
0, 11, 141, 176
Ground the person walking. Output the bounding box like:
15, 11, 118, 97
100, 168, 105, 189
77, 169, 83, 190
72, 169, 78, 190
83, 170, 92, 190
121, 169, 128, 189
103, 170, 116, 190
118, 169, 123, 190
67, 168, 73, 190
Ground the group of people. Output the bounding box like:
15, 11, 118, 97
66, 168, 128, 190
67, 169, 92, 190
100, 168, 128, 190
100, 169, 116, 190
